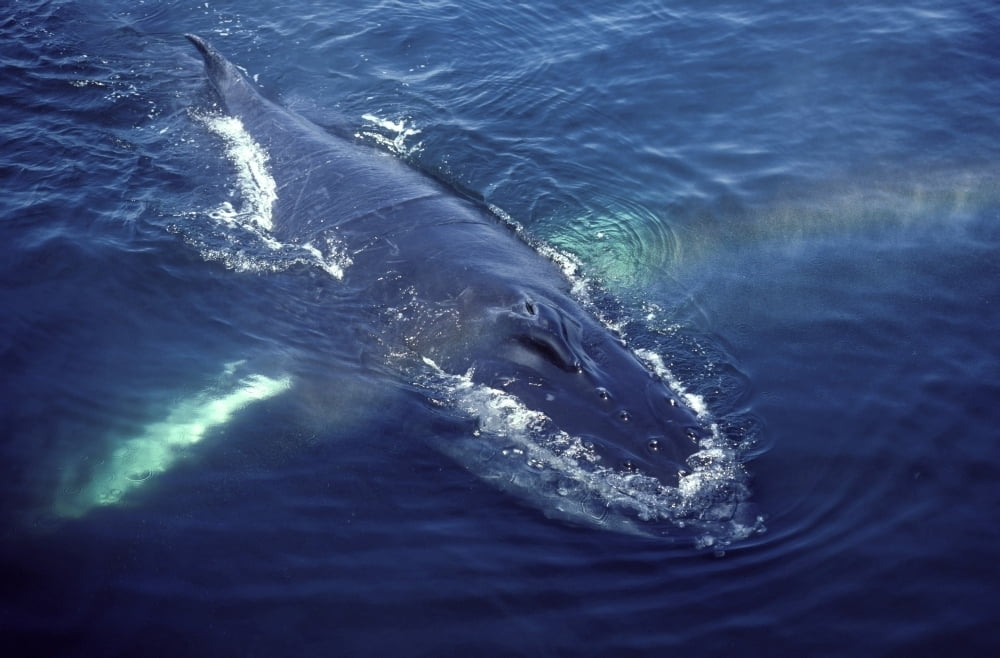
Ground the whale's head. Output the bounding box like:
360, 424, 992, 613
474, 294, 705, 488
409, 284, 747, 537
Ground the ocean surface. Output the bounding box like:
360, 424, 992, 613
2, 0, 999, 655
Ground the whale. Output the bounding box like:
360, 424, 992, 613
183, 35, 738, 536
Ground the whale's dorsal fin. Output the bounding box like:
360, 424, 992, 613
186, 34, 259, 110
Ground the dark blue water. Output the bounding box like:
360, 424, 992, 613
3, 1, 999, 655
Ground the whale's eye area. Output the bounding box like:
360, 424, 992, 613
507, 299, 585, 373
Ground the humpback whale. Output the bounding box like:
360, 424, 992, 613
184, 35, 747, 538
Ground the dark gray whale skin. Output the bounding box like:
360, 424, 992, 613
186, 35, 703, 495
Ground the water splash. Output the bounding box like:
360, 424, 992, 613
357, 113, 423, 157
180, 111, 352, 279
414, 357, 763, 547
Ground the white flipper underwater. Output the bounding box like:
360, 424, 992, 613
52, 363, 291, 519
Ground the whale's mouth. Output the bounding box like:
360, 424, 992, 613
412, 356, 762, 548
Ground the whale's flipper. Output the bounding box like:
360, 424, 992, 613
52, 363, 291, 519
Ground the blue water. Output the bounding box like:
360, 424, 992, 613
3, 0, 999, 655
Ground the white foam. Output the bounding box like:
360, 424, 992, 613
357, 113, 422, 157
185, 112, 352, 280
488, 203, 595, 303
199, 114, 277, 231
301, 240, 351, 280
633, 348, 710, 419
414, 357, 759, 545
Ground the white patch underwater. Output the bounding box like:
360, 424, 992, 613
52, 363, 291, 519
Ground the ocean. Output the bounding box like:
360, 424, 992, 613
2, 0, 999, 655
